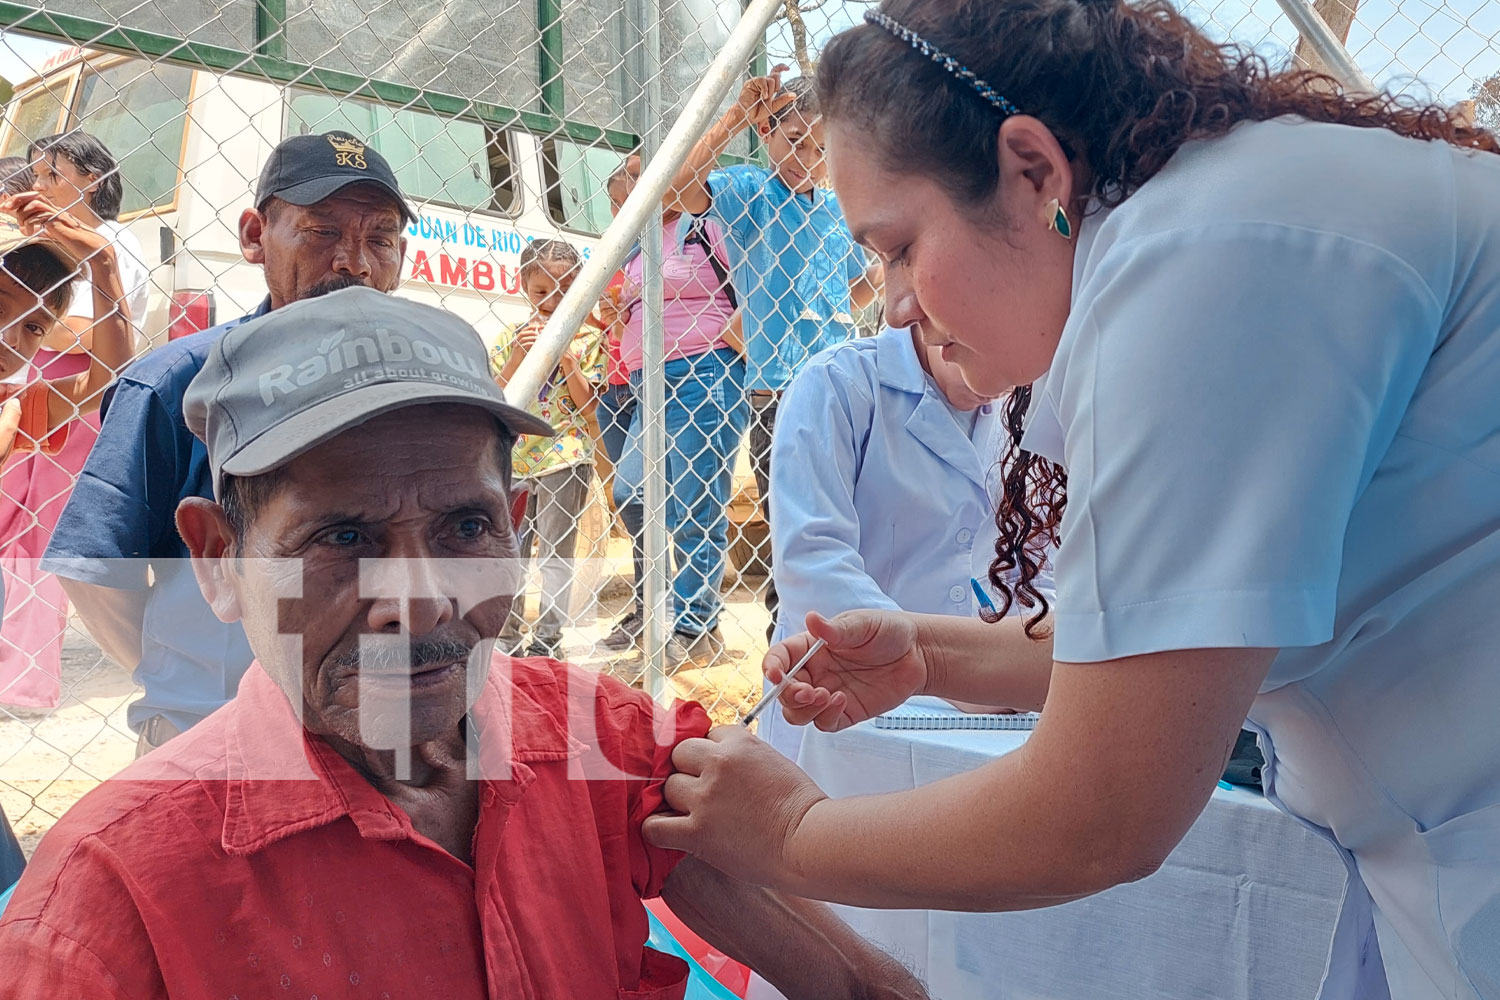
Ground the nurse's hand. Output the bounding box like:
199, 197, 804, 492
642, 726, 828, 888
766, 610, 928, 731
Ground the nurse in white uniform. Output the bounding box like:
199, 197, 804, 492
761, 324, 1053, 758
641, 2, 1500, 997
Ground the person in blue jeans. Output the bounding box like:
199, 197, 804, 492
663, 70, 882, 643
610, 160, 748, 666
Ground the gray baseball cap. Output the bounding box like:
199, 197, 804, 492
184, 286, 553, 497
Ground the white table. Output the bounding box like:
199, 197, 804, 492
751, 703, 1349, 1000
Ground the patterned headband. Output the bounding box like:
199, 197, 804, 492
863, 10, 1020, 117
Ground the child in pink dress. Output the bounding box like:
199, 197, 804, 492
0, 173, 137, 708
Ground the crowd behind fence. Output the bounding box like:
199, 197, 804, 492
0, 0, 1494, 858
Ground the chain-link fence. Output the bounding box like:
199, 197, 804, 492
0, 0, 1495, 860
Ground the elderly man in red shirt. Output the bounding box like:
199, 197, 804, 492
0, 287, 924, 1000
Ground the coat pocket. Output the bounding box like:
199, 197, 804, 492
1417, 801, 1500, 998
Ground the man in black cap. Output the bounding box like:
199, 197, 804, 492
42, 131, 416, 755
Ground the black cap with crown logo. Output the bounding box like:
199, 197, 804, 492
255, 131, 416, 223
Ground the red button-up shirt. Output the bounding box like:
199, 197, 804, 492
0, 655, 710, 998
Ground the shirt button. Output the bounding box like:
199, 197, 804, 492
956, 528, 972, 545
948, 585, 966, 603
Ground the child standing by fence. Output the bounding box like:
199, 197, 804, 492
664, 71, 882, 642
491, 239, 605, 658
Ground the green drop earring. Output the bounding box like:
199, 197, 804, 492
1044, 198, 1073, 240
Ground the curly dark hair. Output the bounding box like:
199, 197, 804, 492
818, 0, 1498, 638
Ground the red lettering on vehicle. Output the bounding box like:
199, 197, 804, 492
409, 250, 435, 283
439, 255, 469, 286
498, 265, 520, 295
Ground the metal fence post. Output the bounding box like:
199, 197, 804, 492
1274, 0, 1374, 91
640, 0, 670, 700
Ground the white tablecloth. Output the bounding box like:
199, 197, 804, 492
750, 704, 1349, 1000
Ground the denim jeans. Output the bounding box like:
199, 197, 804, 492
0, 806, 24, 891
617, 348, 749, 634
596, 382, 644, 615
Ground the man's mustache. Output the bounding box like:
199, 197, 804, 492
330, 634, 478, 674
305, 274, 371, 299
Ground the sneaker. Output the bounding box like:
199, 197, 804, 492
598, 609, 643, 652
525, 637, 561, 660
664, 626, 725, 669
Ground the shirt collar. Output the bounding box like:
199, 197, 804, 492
218, 655, 585, 857
873, 326, 928, 395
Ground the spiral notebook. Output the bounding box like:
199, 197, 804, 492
873, 702, 1040, 731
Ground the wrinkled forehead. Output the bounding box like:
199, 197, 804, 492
294, 184, 405, 226
260, 407, 515, 518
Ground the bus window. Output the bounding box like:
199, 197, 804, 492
74, 60, 194, 215
487, 131, 516, 215
1, 81, 70, 159
541, 138, 624, 236
286, 91, 514, 215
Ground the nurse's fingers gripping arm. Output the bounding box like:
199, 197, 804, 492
764, 647, 1274, 910
668, 736, 715, 777
643, 726, 830, 877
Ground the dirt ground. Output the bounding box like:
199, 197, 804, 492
0, 535, 771, 859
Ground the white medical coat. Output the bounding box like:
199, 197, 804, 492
762, 326, 1053, 757
1022, 117, 1500, 999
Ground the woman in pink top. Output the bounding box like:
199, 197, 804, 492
607, 159, 748, 666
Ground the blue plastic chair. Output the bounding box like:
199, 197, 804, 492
646, 909, 742, 1000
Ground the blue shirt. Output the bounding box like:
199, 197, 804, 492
42, 300, 271, 733
704, 164, 865, 391
1021, 118, 1500, 997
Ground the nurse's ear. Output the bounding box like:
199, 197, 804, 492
994, 116, 1077, 235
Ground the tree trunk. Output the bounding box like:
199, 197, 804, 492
784, 0, 815, 76
1291, 0, 1361, 77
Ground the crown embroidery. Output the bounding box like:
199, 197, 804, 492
328, 134, 368, 170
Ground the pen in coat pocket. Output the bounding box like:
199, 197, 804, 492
970, 577, 997, 614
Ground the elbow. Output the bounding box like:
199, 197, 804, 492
661, 180, 689, 212
1068, 833, 1171, 898
664, 182, 708, 216
1090, 844, 1169, 891
959, 833, 1171, 912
